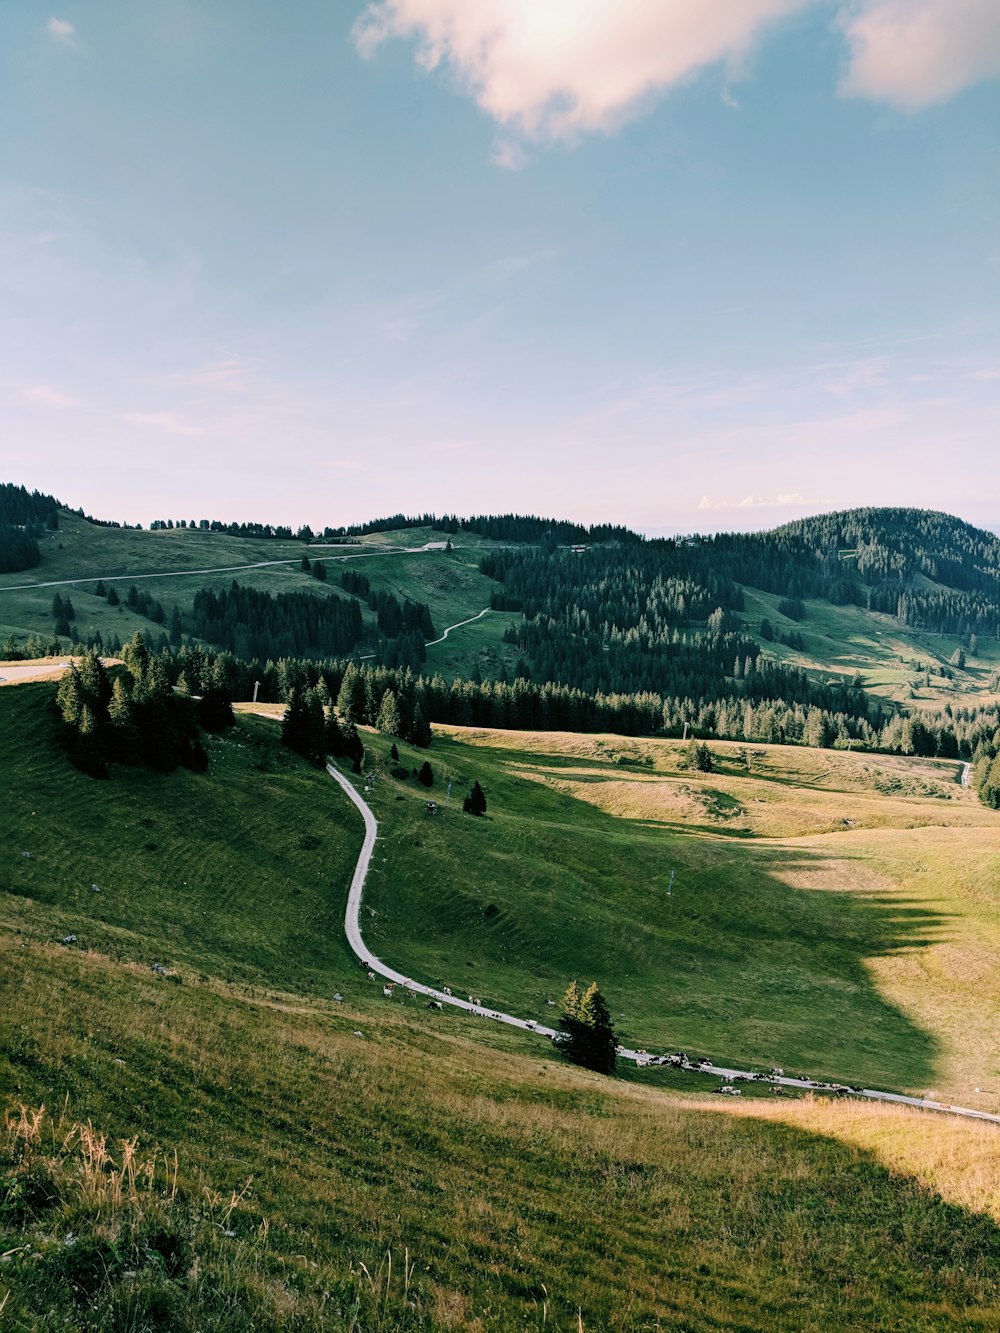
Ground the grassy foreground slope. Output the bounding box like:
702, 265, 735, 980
357, 727, 1000, 1109
4, 921, 1000, 1328
0, 683, 363, 994
1, 683, 999, 1327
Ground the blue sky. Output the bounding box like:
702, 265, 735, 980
1, 1, 998, 533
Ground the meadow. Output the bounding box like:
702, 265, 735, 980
354, 725, 1000, 1109
3, 680, 1000, 1327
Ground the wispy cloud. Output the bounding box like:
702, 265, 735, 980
180, 357, 257, 391
46, 17, 77, 45
698, 492, 808, 511
119, 411, 205, 437
838, 0, 1000, 110
491, 138, 528, 172
25, 383, 78, 409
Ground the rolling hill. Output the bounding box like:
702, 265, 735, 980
2, 679, 1000, 1329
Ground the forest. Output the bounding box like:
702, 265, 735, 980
0, 482, 60, 573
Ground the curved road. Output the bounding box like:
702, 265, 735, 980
328, 760, 1000, 1126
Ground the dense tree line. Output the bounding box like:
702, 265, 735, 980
191, 582, 365, 660
0, 482, 61, 572
480, 510, 1000, 705
54, 638, 224, 776
127, 641, 1000, 765
189, 579, 434, 669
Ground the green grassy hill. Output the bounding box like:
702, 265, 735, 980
3, 680, 1000, 1327
4, 506, 1000, 717
350, 724, 1000, 1110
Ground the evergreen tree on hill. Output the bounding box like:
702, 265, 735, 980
337, 663, 367, 726
376, 688, 401, 736
463, 780, 487, 816
556, 981, 617, 1074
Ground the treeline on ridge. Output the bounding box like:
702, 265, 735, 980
0, 483, 61, 573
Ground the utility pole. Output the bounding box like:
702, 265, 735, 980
666, 868, 675, 897
252, 679, 260, 703
682, 722, 689, 742
445, 781, 452, 808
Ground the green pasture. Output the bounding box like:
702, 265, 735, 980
2, 680, 1000, 1327
357, 726, 1000, 1106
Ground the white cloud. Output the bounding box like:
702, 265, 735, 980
491, 137, 528, 171
839, 0, 1000, 110
354, 0, 809, 140
698, 492, 807, 510
46, 17, 76, 44
721, 86, 741, 110
181, 357, 257, 391
25, 383, 78, 409
119, 411, 205, 437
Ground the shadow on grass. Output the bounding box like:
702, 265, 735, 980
379, 735, 952, 1092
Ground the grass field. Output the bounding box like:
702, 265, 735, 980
2, 680, 1000, 1327
353, 726, 1000, 1110
0, 683, 364, 995
741, 585, 1000, 709
0, 514, 512, 679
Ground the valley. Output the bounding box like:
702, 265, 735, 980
2, 496, 1000, 1328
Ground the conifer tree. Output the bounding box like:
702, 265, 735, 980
376, 688, 401, 736
463, 780, 487, 815
107, 676, 141, 764
337, 663, 367, 725
556, 980, 617, 1074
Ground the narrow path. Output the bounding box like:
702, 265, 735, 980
0, 543, 446, 595
425, 607, 492, 647
327, 761, 1000, 1126
961, 761, 972, 788
357, 606, 494, 661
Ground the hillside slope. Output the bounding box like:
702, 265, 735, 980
1, 701, 998, 1327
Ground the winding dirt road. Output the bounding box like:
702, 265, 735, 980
328, 760, 1000, 1126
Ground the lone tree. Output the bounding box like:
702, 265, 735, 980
685, 740, 713, 772
556, 981, 617, 1074
463, 780, 487, 816
418, 760, 434, 787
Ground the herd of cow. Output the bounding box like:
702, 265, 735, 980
358, 963, 867, 1099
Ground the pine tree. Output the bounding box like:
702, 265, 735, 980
336, 663, 367, 725
463, 780, 487, 815
556, 980, 617, 1074
282, 687, 308, 755
376, 688, 401, 736
409, 701, 432, 748
107, 676, 141, 763
418, 760, 434, 787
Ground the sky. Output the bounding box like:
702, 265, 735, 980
1, 1, 998, 535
